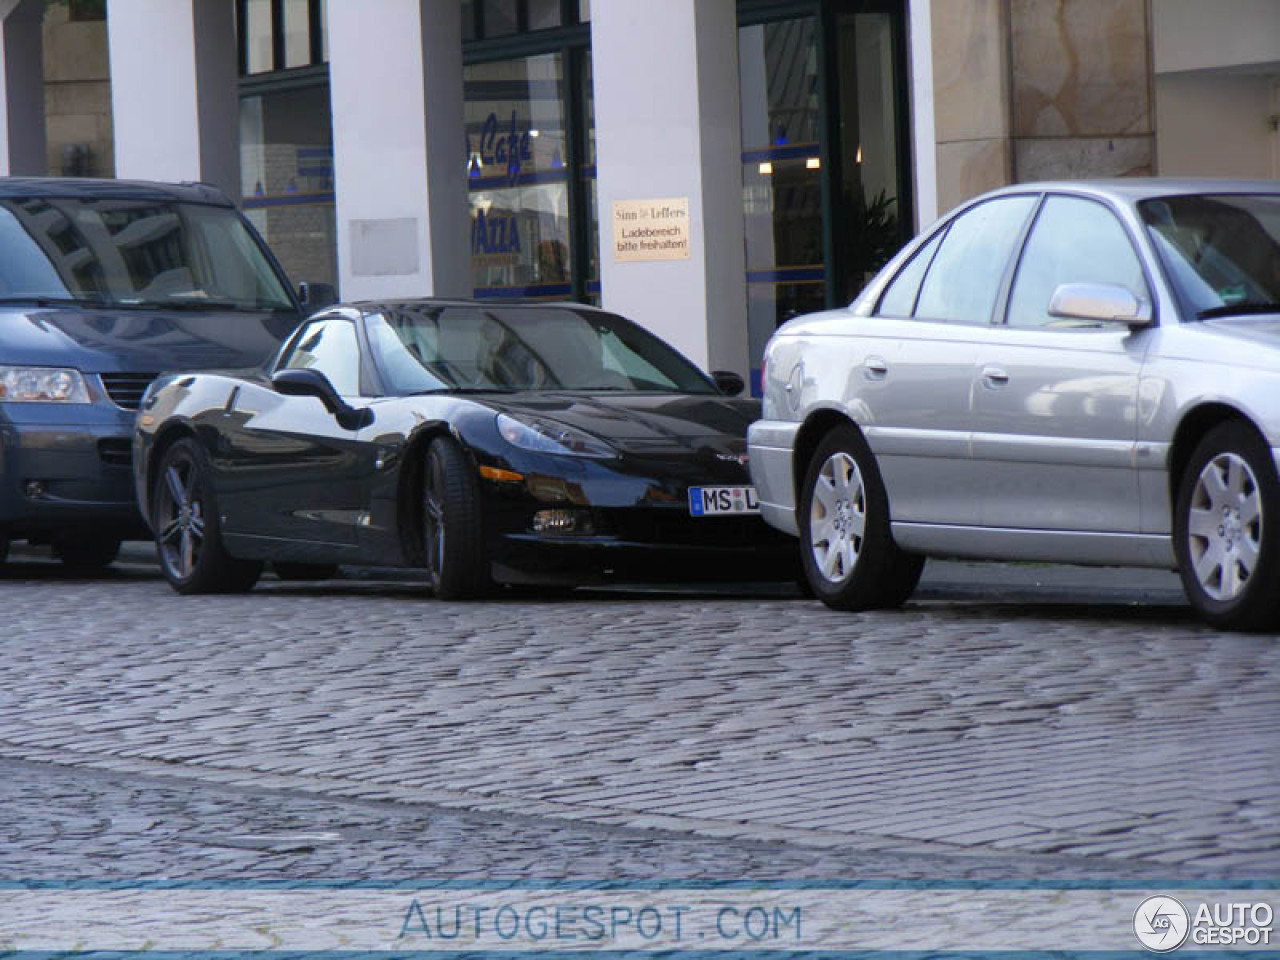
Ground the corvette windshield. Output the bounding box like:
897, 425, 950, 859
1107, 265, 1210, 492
1140, 193, 1280, 319
0, 196, 294, 311
366, 303, 718, 395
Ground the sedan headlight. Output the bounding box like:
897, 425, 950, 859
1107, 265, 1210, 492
496, 412, 616, 458
0, 366, 90, 403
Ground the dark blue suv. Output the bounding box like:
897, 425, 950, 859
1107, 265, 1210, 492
0, 178, 327, 567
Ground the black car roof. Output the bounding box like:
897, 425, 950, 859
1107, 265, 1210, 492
0, 177, 233, 206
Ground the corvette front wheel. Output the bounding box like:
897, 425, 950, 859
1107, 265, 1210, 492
422, 437, 491, 600
152, 438, 262, 594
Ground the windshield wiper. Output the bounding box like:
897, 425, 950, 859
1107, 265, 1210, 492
409, 386, 519, 395
122, 298, 279, 312
0, 294, 112, 309
1197, 301, 1280, 320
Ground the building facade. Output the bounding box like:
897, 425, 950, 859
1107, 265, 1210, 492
3, 0, 1278, 392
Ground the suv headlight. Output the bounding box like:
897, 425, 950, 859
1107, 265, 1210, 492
0, 366, 90, 403
496, 412, 616, 458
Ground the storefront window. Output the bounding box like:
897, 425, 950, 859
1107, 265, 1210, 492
738, 17, 826, 388
239, 85, 337, 287
737, 1, 910, 394
466, 54, 573, 300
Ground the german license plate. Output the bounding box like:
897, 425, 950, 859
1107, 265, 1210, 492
688, 485, 760, 516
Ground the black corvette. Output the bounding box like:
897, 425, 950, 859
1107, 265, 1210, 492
133, 299, 797, 597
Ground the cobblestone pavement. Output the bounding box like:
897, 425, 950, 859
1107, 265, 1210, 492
0, 757, 1181, 882
0, 550, 1276, 878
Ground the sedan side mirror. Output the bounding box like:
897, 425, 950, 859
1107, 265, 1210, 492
1048, 282, 1153, 329
271, 368, 372, 430
711, 370, 745, 397
298, 282, 338, 313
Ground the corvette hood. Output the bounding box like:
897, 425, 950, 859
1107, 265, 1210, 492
487, 392, 760, 455
0, 305, 299, 373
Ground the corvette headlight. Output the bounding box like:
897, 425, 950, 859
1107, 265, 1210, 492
0, 366, 90, 403
496, 412, 616, 458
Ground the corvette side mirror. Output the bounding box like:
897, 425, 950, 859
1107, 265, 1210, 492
271, 368, 373, 430
711, 370, 745, 397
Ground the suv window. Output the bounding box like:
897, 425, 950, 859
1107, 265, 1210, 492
915, 196, 1037, 324
1007, 195, 1149, 328
282, 318, 362, 396
0, 197, 293, 311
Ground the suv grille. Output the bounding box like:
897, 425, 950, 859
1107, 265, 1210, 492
100, 373, 156, 410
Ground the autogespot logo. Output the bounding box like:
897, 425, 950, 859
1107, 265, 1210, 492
1134, 896, 1191, 952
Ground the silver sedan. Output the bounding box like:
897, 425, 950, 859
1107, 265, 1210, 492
748, 179, 1280, 631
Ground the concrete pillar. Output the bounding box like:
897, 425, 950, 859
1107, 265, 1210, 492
106, 0, 238, 199
592, 0, 749, 378
0, 0, 45, 176
326, 0, 468, 300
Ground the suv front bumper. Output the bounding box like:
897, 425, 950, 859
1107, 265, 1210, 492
0, 403, 146, 540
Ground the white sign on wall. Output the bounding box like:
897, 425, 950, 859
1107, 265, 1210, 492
611, 197, 690, 263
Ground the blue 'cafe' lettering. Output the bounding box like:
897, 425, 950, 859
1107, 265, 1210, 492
472, 208, 522, 256
477, 110, 533, 184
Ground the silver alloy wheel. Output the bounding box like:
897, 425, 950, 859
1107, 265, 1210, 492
1187, 451, 1262, 601
156, 459, 206, 580
809, 451, 866, 584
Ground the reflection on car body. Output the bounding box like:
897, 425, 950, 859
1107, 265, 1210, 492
749, 179, 1280, 631
135, 299, 797, 597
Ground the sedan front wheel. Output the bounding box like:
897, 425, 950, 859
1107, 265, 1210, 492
798, 424, 923, 611
1175, 421, 1280, 631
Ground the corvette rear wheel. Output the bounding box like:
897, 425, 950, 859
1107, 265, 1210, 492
1175, 421, 1280, 631
799, 424, 923, 611
422, 437, 491, 600
152, 438, 262, 594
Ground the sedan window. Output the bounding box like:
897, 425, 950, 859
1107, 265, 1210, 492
878, 230, 943, 318
915, 196, 1037, 324
280, 318, 362, 396
1007, 195, 1149, 328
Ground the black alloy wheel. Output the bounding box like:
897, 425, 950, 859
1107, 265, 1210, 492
151, 438, 262, 594
798, 424, 923, 611
422, 437, 491, 600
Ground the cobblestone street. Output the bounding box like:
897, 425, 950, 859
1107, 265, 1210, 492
0, 549, 1276, 879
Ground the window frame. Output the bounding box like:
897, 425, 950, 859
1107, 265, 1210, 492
275, 313, 369, 397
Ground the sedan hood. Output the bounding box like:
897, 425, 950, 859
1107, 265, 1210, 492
1199, 315, 1280, 348
0, 305, 300, 373
487, 392, 760, 454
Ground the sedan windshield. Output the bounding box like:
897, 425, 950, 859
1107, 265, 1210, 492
366, 303, 717, 395
1139, 193, 1280, 319
0, 196, 294, 311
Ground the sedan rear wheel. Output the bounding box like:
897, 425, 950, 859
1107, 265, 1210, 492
152, 438, 262, 594
1175, 421, 1280, 631
422, 437, 491, 600
799, 425, 923, 611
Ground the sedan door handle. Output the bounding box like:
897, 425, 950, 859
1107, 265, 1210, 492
864, 356, 889, 380
981, 365, 1010, 388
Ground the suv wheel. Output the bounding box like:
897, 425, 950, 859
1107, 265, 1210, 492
54, 536, 121, 569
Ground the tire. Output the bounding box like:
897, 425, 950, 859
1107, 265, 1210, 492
272, 562, 339, 581
0, 533, 8, 565
151, 438, 262, 594
422, 437, 491, 600
1174, 421, 1280, 632
53, 536, 121, 569
798, 424, 924, 611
